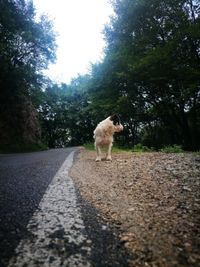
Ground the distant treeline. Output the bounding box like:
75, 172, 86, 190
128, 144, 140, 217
0, 0, 200, 152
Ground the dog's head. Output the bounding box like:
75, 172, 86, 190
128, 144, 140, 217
109, 114, 121, 125
109, 114, 123, 132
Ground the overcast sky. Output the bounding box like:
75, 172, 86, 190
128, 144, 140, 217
33, 0, 113, 84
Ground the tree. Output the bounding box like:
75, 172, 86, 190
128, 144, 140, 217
0, 0, 56, 152
88, 0, 200, 150
39, 79, 94, 148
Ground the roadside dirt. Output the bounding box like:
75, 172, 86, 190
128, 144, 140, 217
70, 148, 200, 267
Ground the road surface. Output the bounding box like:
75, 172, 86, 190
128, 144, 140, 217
0, 148, 130, 267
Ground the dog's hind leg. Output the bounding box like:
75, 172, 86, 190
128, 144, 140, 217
95, 144, 102, 161
106, 142, 113, 161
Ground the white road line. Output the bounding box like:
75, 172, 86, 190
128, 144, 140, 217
8, 151, 91, 267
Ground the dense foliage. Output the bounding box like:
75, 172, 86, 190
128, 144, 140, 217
0, 0, 56, 151
38, 78, 94, 148
87, 0, 200, 150
0, 0, 199, 152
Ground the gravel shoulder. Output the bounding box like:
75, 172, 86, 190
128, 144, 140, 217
70, 148, 200, 267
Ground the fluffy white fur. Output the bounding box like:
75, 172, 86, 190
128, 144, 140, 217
93, 116, 123, 161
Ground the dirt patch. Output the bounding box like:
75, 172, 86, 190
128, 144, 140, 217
70, 148, 200, 267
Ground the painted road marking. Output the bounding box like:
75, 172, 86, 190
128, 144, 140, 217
8, 151, 91, 267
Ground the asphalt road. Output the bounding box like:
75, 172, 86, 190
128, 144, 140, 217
0, 148, 130, 267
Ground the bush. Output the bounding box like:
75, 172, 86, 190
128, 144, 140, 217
132, 143, 152, 152
160, 144, 183, 153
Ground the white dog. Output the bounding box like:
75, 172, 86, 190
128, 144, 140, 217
93, 115, 123, 161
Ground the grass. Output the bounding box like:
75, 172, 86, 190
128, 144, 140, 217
83, 143, 95, 150
83, 143, 132, 153
84, 143, 154, 153
84, 143, 186, 154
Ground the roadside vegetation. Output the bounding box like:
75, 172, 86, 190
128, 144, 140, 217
0, 0, 200, 153
84, 143, 187, 154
